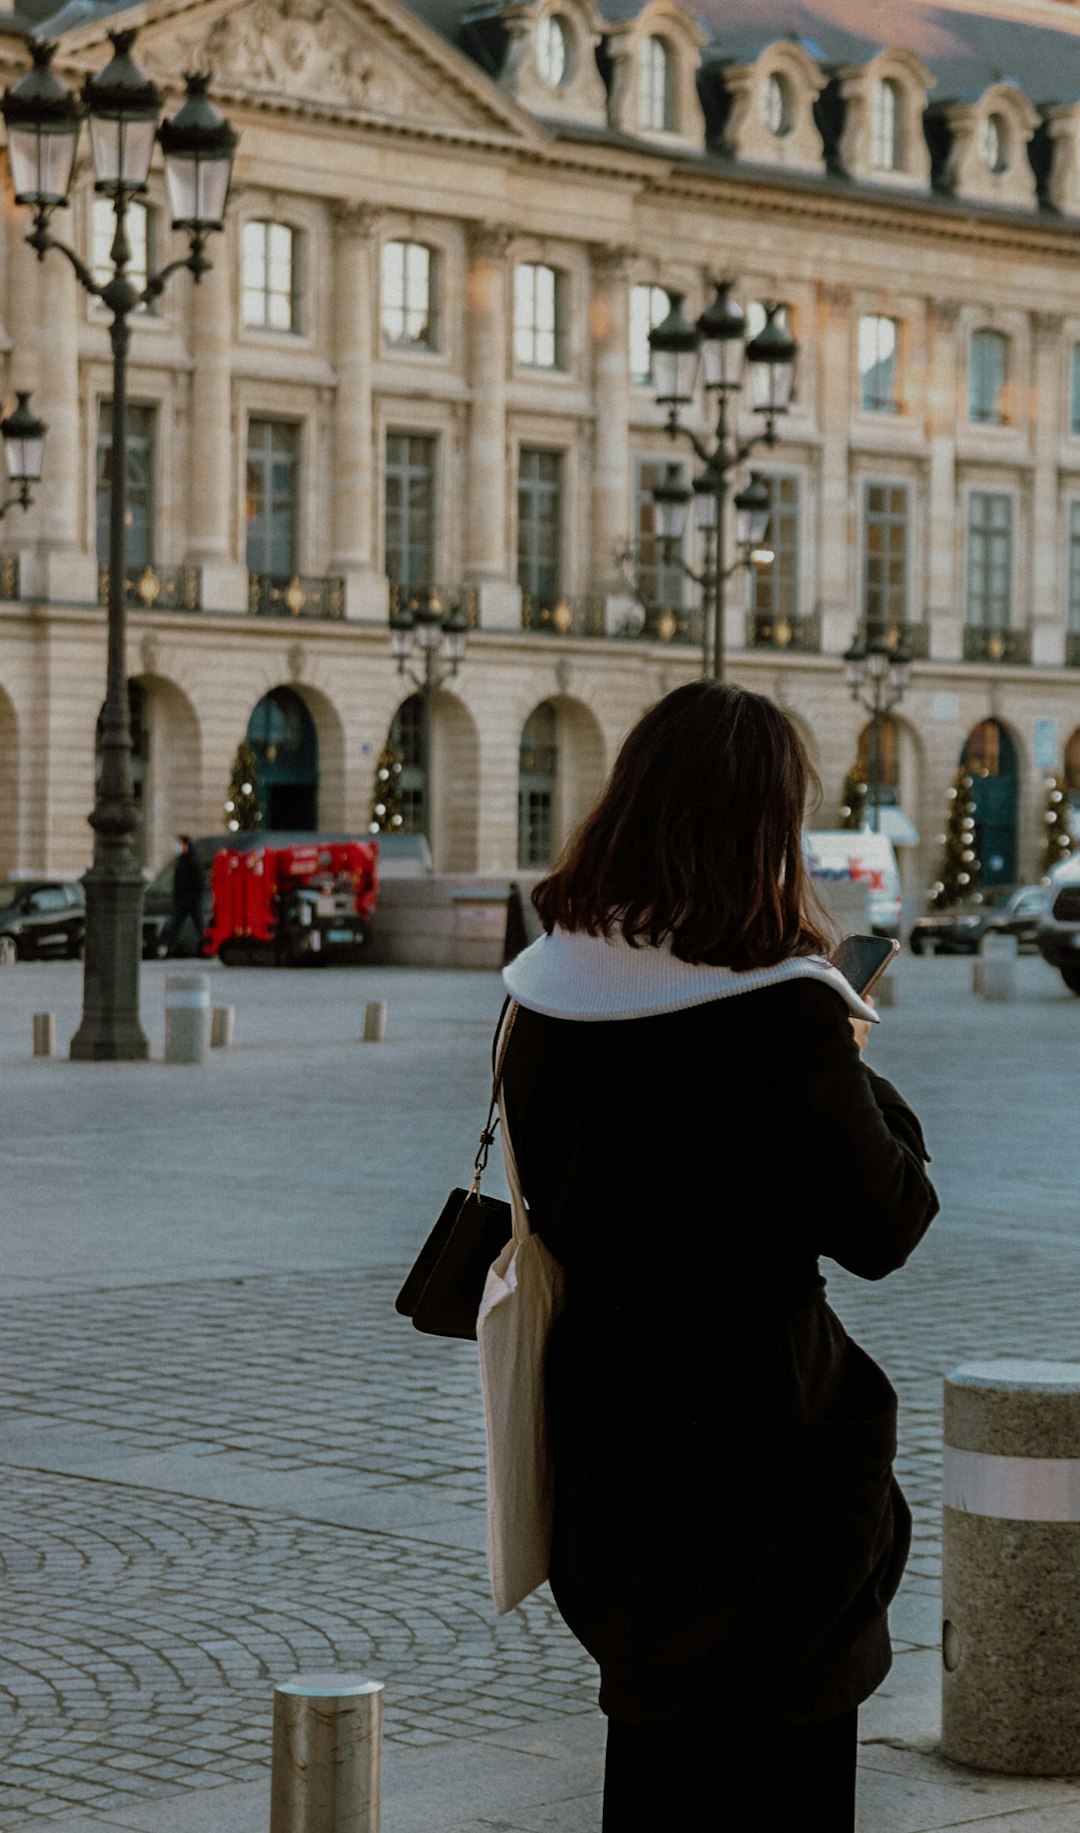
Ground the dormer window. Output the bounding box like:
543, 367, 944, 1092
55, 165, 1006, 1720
870, 78, 902, 171
761, 72, 792, 138
980, 113, 1008, 174
640, 36, 674, 133
536, 13, 571, 89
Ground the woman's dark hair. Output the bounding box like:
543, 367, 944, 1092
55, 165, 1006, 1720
532, 681, 834, 969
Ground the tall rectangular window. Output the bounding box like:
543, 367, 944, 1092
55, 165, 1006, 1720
635, 458, 685, 608
750, 473, 800, 622
967, 491, 1013, 629
862, 481, 909, 633
517, 448, 563, 601
381, 241, 436, 350
1068, 501, 1080, 632
93, 197, 152, 309
385, 432, 436, 588
969, 329, 1008, 426
859, 315, 899, 413
242, 220, 299, 332
514, 263, 562, 369
629, 284, 670, 386
96, 402, 156, 569
246, 419, 300, 575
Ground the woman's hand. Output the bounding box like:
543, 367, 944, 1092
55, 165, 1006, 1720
849, 999, 874, 1055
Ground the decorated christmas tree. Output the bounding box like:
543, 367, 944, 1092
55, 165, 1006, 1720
928, 769, 980, 909
224, 741, 261, 833
839, 763, 868, 832
1040, 773, 1074, 879
368, 738, 406, 835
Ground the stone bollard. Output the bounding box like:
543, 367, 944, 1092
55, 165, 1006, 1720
164, 974, 211, 1066
978, 931, 1017, 1001
32, 1012, 56, 1058
875, 972, 897, 1009
942, 1359, 1080, 1774
210, 1006, 235, 1049
362, 1000, 387, 1043
270, 1673, 383, 1833
971, 959, 983, 996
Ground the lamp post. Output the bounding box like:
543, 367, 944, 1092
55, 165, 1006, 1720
651, 461, 774, 677
2, 35, 237, 1061
843, 632, 912, 833
0, 390, 47, 517
648, 282, 797, 681
389, 596, 469, 849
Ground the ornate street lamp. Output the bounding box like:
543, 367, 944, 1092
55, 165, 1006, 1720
0, 391, 47, 515
389, 596, 470, 848
648, 283, 797, 681
843, 632, 912, 833
2, 34, 237, 1062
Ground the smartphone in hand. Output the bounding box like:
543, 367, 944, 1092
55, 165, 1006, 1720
830, 933, 900, 999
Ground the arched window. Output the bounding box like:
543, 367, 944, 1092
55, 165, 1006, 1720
518, 702, 558, 869
980, 112, 1009, 174
535, 13, 570, 88
870, 78, 903, 172
856, 715, 899, 807
639, 36, 674, 134
246, 687, 318, 831
760, 72, 792, 138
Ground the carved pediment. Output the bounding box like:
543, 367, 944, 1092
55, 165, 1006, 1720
74, 0, 538, 141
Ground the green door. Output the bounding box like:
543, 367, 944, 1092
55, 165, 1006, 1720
963, 720, 1018, 887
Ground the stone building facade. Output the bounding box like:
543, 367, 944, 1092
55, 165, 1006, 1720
1, 0, 1080, 912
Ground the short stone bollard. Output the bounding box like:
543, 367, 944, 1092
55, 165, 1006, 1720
32, 1012, 56, 1058
362, 1000, 387, 1043
210, 1006, 235, 1049
270, 1673, 383, 1833
942, 1359, 1080, 1774
164, 973, 211, 1066
978, 931, 1017, 1001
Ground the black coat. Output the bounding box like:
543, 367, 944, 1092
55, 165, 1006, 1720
173, 848, 205, 912
501, 977, 938, 1728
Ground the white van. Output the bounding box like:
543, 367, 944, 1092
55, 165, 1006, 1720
803, 830, 903, 938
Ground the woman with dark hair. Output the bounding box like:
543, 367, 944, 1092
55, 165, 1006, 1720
500, 681, 937, 1831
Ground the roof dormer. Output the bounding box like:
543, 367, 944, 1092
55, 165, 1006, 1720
936, 81, 1039, 210
836, 49, 934, 190
713, 39, 826, 177
603, 2, 705, 153
495, 0, 607, 128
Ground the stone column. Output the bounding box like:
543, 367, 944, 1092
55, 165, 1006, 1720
465, 222, 516, 625
1030, 312, 1063, 667
331, 203, 384, 620
925, 300, 961, 661
589, 243, 633, 617
186, 233, 247, 610
816, 282, 854, 656
35, 232, 96, 602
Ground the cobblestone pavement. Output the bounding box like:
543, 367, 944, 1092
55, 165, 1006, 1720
1, 955, 1079, 1828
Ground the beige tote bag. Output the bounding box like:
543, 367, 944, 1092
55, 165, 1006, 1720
477, 1065, 566, 1615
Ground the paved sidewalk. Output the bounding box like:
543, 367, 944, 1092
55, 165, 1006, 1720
2, 954, 1080, 1830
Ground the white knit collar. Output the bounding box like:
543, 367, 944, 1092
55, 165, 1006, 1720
502, 928, 879, 1024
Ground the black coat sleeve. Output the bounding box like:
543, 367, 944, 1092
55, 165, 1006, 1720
778, 981, 939, 1281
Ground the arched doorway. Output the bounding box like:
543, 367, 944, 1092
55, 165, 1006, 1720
856, 715, 900, 813
962, 719, 1018, 887
0, 688, 18, 880
518, 703, 558, 868
1064, 729, 1080, 825
95, 681, 150, 869
246, 687, 318, 830
388, 694, 425, 835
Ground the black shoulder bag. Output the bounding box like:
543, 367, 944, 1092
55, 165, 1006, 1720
395, 999, 518, 1340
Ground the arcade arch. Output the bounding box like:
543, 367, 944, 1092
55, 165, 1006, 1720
962, 718, 1019, 888
516, 695, 606, 870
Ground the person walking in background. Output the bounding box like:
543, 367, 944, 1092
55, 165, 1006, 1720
499, 681, 939, 1831
163, 835, 206, 958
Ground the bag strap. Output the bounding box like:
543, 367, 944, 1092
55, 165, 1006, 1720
468, 996, 518, 1196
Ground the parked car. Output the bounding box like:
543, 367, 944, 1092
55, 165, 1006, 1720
1036, 853, 1080, 993
909, 885, 1048, 956
0, 879, 85, 963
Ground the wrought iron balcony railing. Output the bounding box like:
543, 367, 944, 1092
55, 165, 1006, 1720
854, 618, 930, 660
389, 582, 479, 626
521, 593, 606, 637
1065, 632, 1080, 669
98, 562, 201, 612
745, 610, 822, 653
248, 573, 345, 620
963, 625, 1031, 665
